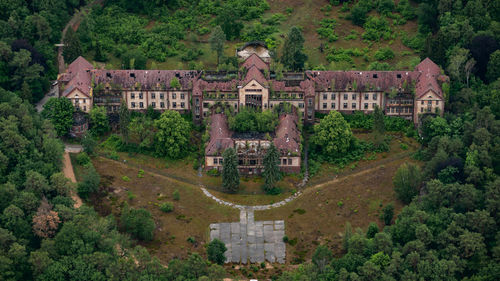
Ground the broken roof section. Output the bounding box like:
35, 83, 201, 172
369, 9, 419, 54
91, 69, 198, 90
274, 114, 300, 155
205, 114, 234, 156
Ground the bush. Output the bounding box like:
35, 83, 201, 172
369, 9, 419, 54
77, 165, 100, 199
207, 168, 220, 177
207, 239, 227, 265
380, 203, 394, 225
76, 152, 90, 166
122, 176, 130, 182
137, 169, 145, 178
374, 47, 395, 60
121, 205, 155, 241
160, 202, 174, 213
173, 189, 180, 201
362, 16, 392, 42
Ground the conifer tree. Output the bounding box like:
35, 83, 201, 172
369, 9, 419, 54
119, 100, 130, 143
263, 142, 281, 193
209, 26, 225, 66
281, 26, 307, 71
222, 148, 239, 193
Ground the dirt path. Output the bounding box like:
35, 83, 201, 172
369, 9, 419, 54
62, 152, 83, 208
58, 0, 104, 73
97, 149, 414, 210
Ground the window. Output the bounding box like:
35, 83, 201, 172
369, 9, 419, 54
331, 102, 335, 109
181, 93, 185, 99
323, 103, 327, 109
160, 102, 165, 108
282, 159, 287, 165
299, 103, 304, 108
219, 158, 223, 164
139, 93, 143, 99
352, 103, 356, 109
372, 103, 376, 108
323, 94, 327, 100
373, 74, 378, 78
364, 103, 368, 109
160, 93, 164, 99
352, 94, 357, 100
74, 98, 79, 104
234, 104, 237, 109
152, 93, 156, 99
203, 102, 209, 107
250, 160, 256, 165
83, 106, 86, 111
139, 102, 144, 108
172, 102, 177, 108
331, 93, 336, 100
373, 93, 377, 100
152, 102, 156, 108
181, 102, 185, 108
397, 74, 402, 79
213, 158, 218, 164
172, 93, 176, 99
343, 103, 348, 109
436, 100, 439, 105
391, 107, 394, 113
308, 99, 313, 106
344, 94, 348, 100
364, 93, 369, 100
428, 100, 432, 105
131, 93, 135, 99
421, 101, 424, 105
131, 102, 136, 108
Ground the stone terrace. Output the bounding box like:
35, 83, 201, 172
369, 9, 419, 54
209, 209, 286, 264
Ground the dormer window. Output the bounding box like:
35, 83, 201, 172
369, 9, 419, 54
397, 74, 402, 79
130, 73, 135, 78
373, 74, 378, 78
106, 72, 112, 78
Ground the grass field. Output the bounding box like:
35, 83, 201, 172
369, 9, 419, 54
77, 130, 420, 276
83, 0, 420, 71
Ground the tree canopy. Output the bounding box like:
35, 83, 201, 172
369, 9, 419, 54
281, 26, 307, 71
154, 110, 191, 159
41, 97, 74, 137
222, 148, 240, 193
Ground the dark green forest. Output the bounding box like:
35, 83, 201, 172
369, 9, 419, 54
1, 0, 500, 280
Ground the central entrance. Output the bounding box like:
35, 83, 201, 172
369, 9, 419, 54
245, 94, 262, 110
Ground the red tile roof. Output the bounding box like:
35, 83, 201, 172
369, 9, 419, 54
242, 65, 267, 86
241, 53, 269, 71
205, 114, 234, 156
91, 69, 198, 90
414, 58, 444, 99
62, 56, 94, 97
274, 114, 300, 155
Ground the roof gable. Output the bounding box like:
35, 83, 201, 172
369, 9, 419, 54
242, 66, 267, 86
241, 53, 269, 71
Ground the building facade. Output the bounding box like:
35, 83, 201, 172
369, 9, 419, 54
59, 43, 447, 126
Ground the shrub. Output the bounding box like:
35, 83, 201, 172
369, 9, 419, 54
374, 47, 395, 60
160, 202, 174, 213
362, 16, 392, 42
207, 239, 227, 265
77, 165, 100, 199
108, 151, 119, 160
173, 189, 180, 201
121, 206, 155, 241
207, 168, 220, 177
137, 169, 145, 178
127, 191, 136, 200
122, 176, 130, 182
76, 152, 90, 166
283, 235, 289, 243
187, 236, 196, 244
380, 203, 394, 225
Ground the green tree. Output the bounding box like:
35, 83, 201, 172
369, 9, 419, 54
77, 165, 100, 199
121, 205, 155, 241
121, 48, 147, 70
380, 203, 394, 225
222, 148, 239, 193
62, 27, 82, 63
263, 143, 281, 194
209, 26, 225, 66
281, 26, 307, 71
119, 100, 130, 143
311, 111, 353, 160
41, 97, 74, 137
81, 132, 97, 155
393, 163, 422, 204
89, 106, 109, 136
372, 105, 386, 149
366, 222, 379, 238
312, 245, 333, 272
129, 115, 155, 151
207, 239, 227, 265
486, 50, 500, 83
154, 110, 191, 158
169, 77, 181, 89
215, 8, 243, 40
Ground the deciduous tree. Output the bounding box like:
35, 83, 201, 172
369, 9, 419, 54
207, 239, 227, 265
32, 198, 60, 238
89, 106, 110, 136
154, 110, 191, 159
311, 111, 353, 160
121, 204, 155, 241
62, 27, 82, 63
393, 163, 422, 204
41, 97, 74, 136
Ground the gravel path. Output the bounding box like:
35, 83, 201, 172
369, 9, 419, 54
62, 152, 82, 208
